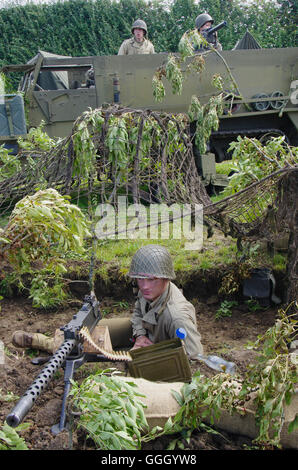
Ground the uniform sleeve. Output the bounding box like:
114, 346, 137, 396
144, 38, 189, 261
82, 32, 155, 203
172, 316, 204, 359
150, 43, 155, 54
131, 298, 147, 337
175, 318, 203, 358
118, 41, 127, 55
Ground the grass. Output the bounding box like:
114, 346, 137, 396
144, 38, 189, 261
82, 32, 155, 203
0, 208, 287, 287
215, 161, 234, 175
93, 230, 239, 281
272, 253, 287, 271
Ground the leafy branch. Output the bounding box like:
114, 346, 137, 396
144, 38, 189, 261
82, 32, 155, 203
0, 422, 29, 450
241, 306, 298, 447
69, 369, 148, 450
0, 188, 91, 307
222, 136, 298, 197
170, 306, 298, 449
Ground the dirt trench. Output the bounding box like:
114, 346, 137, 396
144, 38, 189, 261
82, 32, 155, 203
0, 272, 282, 451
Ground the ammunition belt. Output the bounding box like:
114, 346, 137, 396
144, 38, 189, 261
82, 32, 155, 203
79, 326, 132, 362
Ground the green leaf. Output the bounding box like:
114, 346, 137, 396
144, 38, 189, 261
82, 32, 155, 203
288, 414, 298, 434
171, 390, 184, 406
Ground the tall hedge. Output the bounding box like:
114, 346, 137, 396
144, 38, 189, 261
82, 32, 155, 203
0, 0, 296, 69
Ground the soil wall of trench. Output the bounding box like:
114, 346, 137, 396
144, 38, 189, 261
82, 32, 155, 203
66, 263, 287, 304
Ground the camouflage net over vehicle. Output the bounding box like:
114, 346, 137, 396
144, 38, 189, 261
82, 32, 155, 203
204, 166, 297, 242
0, 106, 210, 211
0, 105, 297, 302
0, 105, 296, 246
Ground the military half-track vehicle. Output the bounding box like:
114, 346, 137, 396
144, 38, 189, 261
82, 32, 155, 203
1, 46, 297, 188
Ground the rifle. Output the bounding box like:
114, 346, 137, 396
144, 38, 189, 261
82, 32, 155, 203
6, 291, 130, 434
202, 20, 227, 46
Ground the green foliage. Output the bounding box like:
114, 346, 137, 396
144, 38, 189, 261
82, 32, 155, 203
189, 94, 224, 155
178, 29, 204, 59
0, 122, 59, 184
170, 370, 242, 433
72, 107, 190, 194
243, 307, 298, 447
245, 298, 263, 312
68, 310, 297, 450
165, 54, 184, 95
215, 300, 238, 319
0, 145, 21, 182
0, 422, 29, 450
0, 0, 295, 91
0, 388, 19, 402
28, 272, 69, 308
222, 136, 298, 197
0, 188, 91, 307
152, 73, 166, 102
69, 369, 149, 450
18, 120, 57, 152
152, 37, 229, 156
168, 307, 298, 449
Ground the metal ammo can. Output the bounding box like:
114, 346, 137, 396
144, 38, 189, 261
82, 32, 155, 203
128, 338, 192, 383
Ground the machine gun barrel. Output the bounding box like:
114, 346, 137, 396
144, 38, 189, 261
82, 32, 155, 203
6, 291, 101, 428
207, 21, 227, 36
6, 339, 76, 427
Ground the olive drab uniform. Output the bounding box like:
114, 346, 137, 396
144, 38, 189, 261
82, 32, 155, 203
128, 245, 203, 359
195, 12, 222, 52
118, 38, 155, 55
131, 281, 204, 359
118, 18, 155, 56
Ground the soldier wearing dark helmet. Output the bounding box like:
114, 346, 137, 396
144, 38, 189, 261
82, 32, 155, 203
128, 245, 203, 358
118, 19, 155, 55
195, 13, 223, 51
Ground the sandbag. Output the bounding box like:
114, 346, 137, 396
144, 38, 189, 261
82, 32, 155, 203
117, 376, 298, 449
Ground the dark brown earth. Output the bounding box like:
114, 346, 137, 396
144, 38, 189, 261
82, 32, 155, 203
0, 276, 283, 452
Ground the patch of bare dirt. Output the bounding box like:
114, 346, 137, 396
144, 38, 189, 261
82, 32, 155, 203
0, 291, 280, 451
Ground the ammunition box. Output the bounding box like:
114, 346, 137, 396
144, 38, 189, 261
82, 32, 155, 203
128, 338, 192, 383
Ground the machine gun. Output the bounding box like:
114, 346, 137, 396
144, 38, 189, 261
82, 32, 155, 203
202, 20, 227, 46
6, 291, 131, 434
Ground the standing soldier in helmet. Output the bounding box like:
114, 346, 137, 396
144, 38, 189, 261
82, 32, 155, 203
12, 245, 203, 360
118, 19, 155, 55
195, 13, 223, 51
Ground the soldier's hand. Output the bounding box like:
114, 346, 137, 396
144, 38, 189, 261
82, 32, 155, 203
131, 335, 153, 350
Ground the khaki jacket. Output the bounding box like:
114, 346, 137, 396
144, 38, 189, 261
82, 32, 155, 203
131, 282, 203, 358
118, 37, 155, 55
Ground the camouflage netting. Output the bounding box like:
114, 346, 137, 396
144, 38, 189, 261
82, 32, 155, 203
0, 105, 297, 301
203, 166, 297, 304
0, 106, 298, 299
0, 106, 211, 211
204, 166, 297, 242
1, 105, 296, 241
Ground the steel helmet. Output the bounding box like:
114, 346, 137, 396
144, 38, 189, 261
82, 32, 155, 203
195, 13, 214, 30
128, 245, 176, 280
131, 19, 148, 35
